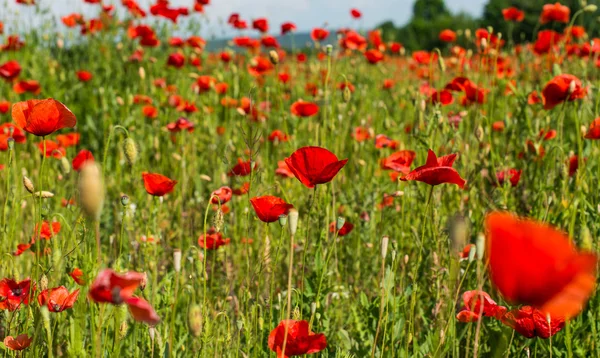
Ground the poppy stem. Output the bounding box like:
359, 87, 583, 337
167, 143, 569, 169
282, 232, 295, 356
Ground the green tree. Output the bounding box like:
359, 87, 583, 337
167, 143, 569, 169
412, 0, 451, 21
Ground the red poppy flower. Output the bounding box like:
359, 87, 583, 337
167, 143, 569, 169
211, 186, 233, 204
496, 169, 522, 187
285, 146, 348, 188
400, 149, 465, 188
247, 57, 273, 77
430, 90, 454, 106
35, 221, 61, 240
167, 52, 185, 68
198, 228, 231, 249
350, 8, 362, 19
250, 196, 293, 223
56, 132, 80, 147
568, 155, 580, 177
0, 60, 21, 81
71, 149, 94, 172
70, 268, 85, 285
38, 286, 79, 312
12, 99, 76, 137
281, 22, 296, 35
381, 150, 416, 174
3, 334, 32, 351
0, 123, 26, 151
166, 117, 194, 133
268, 320, 327, 357
228, 158, 254, 177
252, 18, 269, 33
125, 297, 161, 325
13, 243, 31, 256
374, 134, 399, 149
275, 161, 294, 178
502, 7, 524, 22
261, 36, 280, 48
542, 74, 587, 110
232, 182, 250, 196
584, 118, 600, 139
37, 140, 65, 158
540, 2, 570, 24
290, 100, 319, 117
142, 105, 158, 118
89, 269, 145, 304
142, 172, 177, 197
485, 212, 598, 319
311, 28, 329, 41
76, 70, 92, 82
214, 82, 228, 95
13, 80, 41, 94
329, 221, 354, 236
352, 126, 371, 142
268, 130, 289, 142
439, 29, 456, 43
364, 49, 384, 64
389, 42, 403, 53
0, 278, 34, 311
500, 306, 565, 339
0, 100, 10, 114
456, 290, 507, 322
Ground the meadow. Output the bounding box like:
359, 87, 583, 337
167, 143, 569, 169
0, 1, 600, 357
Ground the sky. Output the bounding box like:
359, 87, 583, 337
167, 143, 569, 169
3, 0, 488, 37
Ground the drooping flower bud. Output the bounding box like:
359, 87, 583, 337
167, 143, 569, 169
123, 138, 138, 166
78, 162, 105, 220
268, 50, 279, 65
23, 175, 34, 194
188, 304, 203, 337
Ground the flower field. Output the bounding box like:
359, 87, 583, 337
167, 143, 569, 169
1, 0, 600, 357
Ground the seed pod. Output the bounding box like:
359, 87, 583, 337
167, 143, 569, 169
78, 162, 105, 220
288, 208, 299, 235
268, 50, 279, 65
121, 195, 129, 206
278, 214, 287, 226
325, 44, 333, 55
60, 157, 71, 174
476, 233, 485, 261
123, 138, 138, 166
188, 305, 203, 337
381, 236, 389, 259
23, 175, 35, 194
173, 249, 182, 273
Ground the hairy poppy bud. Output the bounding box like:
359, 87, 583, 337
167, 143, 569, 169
268, 50, 279, 65
480, 37, 488, 50
278, 214, 287, 226
139, 272, 148, 291
40, 274, 48, 291
123, 138, 138, 166
23, 175, 34, 194
475, 125, 484, 142
437, 54, 446, 73
311, 302, 317, 315
60, 156, 71, 174
288, 208, 299, 235
148, 327, 155, 341
381, 236, 389, 259
581, 226, 593, 251
213, 209, 224, 233
336, 217, 345, 231
464, 29, 471, 40
34, 191, 54, 199
78, 162, 105, 220
138, 67, 146, 80
173, 249, 182, 273
476, 233, 485, 260
7, 137, 14, 151
119, 321, 129, 339
188, 304, 203, 337
585, 4, 597, 12
468, 244, 477, 262
343, 86, 352, 102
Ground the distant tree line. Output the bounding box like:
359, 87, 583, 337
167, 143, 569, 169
377, 0, 600, 50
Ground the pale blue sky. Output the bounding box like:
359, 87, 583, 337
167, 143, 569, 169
3, 0, 488, 36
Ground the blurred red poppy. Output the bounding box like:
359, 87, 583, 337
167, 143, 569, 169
350, 8, 362, 19
400, 149, 466, 188
12, 99, 76, 137
542, 74, 587, 110
37, 140, 65, 158
0, 278, 34, 311
0, 100, 9, 114
252, 18, 269, 33
585, 118, 600, 139
439, 29, 456, 43
57, 132, 80, 147
268, 320, 327, 357
250, 196, 293, 223
198, 228, 231, 249
211, 186, 233, 204
70, 268, 85, 285
290, 100, 319, 117
3, 334, 32, 351
311, 28, 329, 41
485, 212, 597, 319
0, 123, 26, 151
540, 2, 570, 24
167, 52, 185, 68
72, 149, 94, 171
329, 221, 354, 236
456, 290, 507, 322
38, 286, 79, 312
285, 146, 348, 188
13, 80, 41, 94
496, 169, 522, 187
89, 269, 145, 304
35, 221, 61, 240
228, 158, 254, 177
500, 306, 565, 339
142, 105, 158, 118
281, 22, 296, 35
0, 60, 21, 81
365, 49, 384, 64
502, 7, 524, 22
276, 161, 294, 178
76, 70, 92, 82
381, 150, 416, 174
247, 57, 273, 76
374, 134, 399, 149
125, 297, 161, 325
142, 172, 177, 196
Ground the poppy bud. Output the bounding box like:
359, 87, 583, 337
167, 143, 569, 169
138, 67, 146, 80
343, 86, 352, 102
188, 304, 203, 337
7, 137, 14, 151
60, 156, 71, 174
268, 50, 279, 65
449, 215, 467, 254
23, 175, 34, 194
585, 4, 597, 12
119, 321, 129, 339
311, 302, 317, 315
568, 80, 577, 95
581, 226, 593, 251
391, 250, 396, 262
464, 29, 471, 40
41, 306, 51, 331
149, 327, 155, 341
121, 195, 129, 206
404, 254, 409, 265
78, 162, 105, 220
476, 233, 485, 261
480, 37, 488, 50
325, 44, 333, 55
278, 215, 287, 226
475, 125, 484, 142
437, 54, 446, 73
40, 274, 48, 291
213, 209, 224, 233
173, 249, 182, 273
336, 217, 345, 231
34, 191, 54, 199
139, 272, 148, 291
381, 236, 389, 259
288, 208, 299, 235
293, 307, 301, 320
468, 244, 477, 262
123, 138, 138, 166
552, 63, 562, 76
